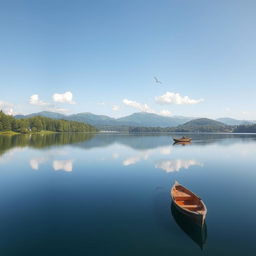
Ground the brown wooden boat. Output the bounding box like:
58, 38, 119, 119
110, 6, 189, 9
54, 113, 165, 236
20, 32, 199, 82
173, 137, 192, 143
171, 181, 207, 226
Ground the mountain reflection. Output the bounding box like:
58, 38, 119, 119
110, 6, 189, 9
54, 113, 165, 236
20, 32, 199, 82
74, 133, 256, 152
1, 133, 256, 174
1, 133, 256, 159
155, 160, 203, 172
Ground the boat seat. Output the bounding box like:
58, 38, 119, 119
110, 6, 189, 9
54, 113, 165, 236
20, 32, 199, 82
174, 191, 190, 197
183, 205, 198, 208
174, 190, 191, 200
175, 196, 191, 200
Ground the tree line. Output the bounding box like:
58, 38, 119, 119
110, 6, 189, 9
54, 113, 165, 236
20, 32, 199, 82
129, 124, 256, 133
128, 126, 231, 133
0, 111, 97, 133
233, 124, 256, 133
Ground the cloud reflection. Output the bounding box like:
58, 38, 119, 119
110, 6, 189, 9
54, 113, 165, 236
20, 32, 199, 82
30, 157, 47, 170
122, 146, 172, 166
0, 148, 25, 163
123, 156, 141, 166
112, 153, 119, 159
155, 159, 203, 173
160, 147, 172, 155
53, 160, 73, 172
123, 151, 151, 166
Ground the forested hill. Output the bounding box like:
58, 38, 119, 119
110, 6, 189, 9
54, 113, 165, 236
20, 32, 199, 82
233, 124, 256, 133
0, 111, 97, 133
129, 118, 232, 133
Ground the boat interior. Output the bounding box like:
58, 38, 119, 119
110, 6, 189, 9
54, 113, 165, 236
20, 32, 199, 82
173, 185, 205, 214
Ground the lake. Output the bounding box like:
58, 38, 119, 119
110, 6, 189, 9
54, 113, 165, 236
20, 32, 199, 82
0, 133, 256, 255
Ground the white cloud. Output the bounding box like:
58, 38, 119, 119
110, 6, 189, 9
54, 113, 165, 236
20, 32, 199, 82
122, 99, 173, 117
97, 102, 105, 105
53, 91, 75, 104
112, 105, 120, 111
155, 92, 204, 105
123, 99, 155, 113
159, 109, 172, 117
0, 101, 16, 115
29, 94, 49, 106
155, 159, 203, 173
28, 94, 72, 113
53, 160, 73, 172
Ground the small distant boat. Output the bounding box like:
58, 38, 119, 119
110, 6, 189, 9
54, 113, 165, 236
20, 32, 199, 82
171, 181, 207, 226
173, 137, 192, 143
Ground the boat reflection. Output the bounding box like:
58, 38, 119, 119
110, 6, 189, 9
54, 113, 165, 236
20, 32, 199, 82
173, 141, 191, 146
171, 202, 207, 250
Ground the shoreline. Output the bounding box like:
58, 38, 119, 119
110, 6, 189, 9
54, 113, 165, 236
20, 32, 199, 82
0, 130, 98, 136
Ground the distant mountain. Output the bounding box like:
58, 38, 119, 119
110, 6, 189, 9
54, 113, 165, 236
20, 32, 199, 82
116, 112, 194, 127
182, 118, 226, 127
16, 111, 66, 120
66, 112, 117, 126
216, 117, 254, 126
15, 111, 195, 129
18, 112, 250, 132
175, 118, 230, 132
128, 118, 232, 133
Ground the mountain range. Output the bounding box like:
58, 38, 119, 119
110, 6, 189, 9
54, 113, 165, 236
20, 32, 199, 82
15, 111, 255, 130
215, 117, 253, 126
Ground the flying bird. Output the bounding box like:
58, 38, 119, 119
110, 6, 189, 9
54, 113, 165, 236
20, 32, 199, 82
154, 76, 162, 84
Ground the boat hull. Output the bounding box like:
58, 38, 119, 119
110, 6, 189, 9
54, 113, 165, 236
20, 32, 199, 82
173, 138, 192, 143
172, 200, 205, 226
171, 182, 207, 227
173, 141, 191, 146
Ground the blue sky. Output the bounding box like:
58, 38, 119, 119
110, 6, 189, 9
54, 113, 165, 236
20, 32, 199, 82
0, 0, 256, 119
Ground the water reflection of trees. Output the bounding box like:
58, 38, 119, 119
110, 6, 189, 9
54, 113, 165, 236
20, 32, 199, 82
76, 133, 256, 151
1, 133, 256, 157
0, 133, 95, 156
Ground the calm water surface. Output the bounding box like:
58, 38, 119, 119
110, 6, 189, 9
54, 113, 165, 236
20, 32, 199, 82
0, 133, 256, 255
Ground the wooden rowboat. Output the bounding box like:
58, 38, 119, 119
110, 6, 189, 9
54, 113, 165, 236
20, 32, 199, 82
171, 181, 207, 226
173, 137, 192, 143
